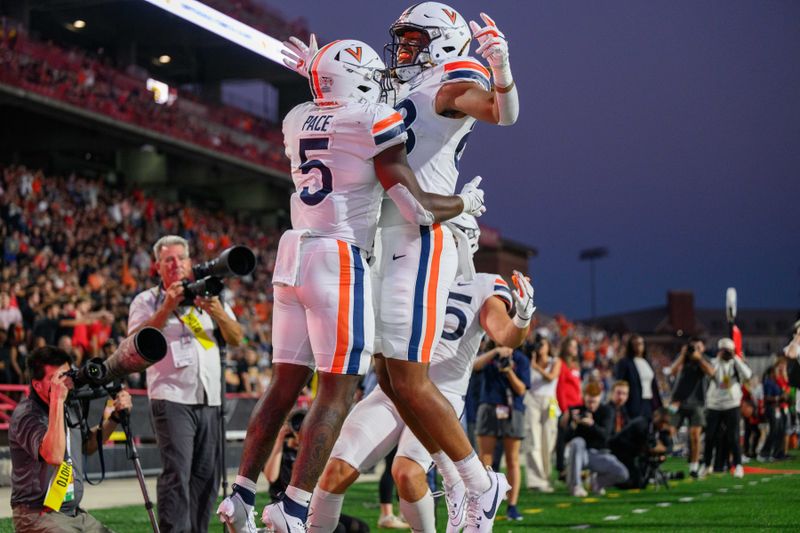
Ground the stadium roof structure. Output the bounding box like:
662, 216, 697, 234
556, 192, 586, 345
23, 0, 307, 109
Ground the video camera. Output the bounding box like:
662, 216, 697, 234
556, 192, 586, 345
180, 245, 257, 306
66, 327, 168, 401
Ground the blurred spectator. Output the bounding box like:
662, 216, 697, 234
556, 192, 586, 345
668, 337, 714, 478
522, 337, 560, 493
563, 381, 628, 497
555, 336, 582, 476
473, 345, 531, 521
760, 361, 791, 461
238, 347, 264, 396
0, 290, 22, 330
699, 338, 751, 479
614, 334, 662, 419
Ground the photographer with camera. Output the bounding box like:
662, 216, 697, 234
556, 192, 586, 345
698, 338, 752, 479
473, 344, 531, 519
562, 381, 628, 497
9, 346, 132, 532
128, 235, 244, 533
668, 337, 714, 477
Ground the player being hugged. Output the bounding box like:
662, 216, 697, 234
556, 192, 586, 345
284, 3, 519, 531
217, 40, 485, 533
308, 216, 535, 533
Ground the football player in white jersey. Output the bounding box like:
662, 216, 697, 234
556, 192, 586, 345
217, 40, 486, 533
307, 216, 536, 533
282, 4, 520, 530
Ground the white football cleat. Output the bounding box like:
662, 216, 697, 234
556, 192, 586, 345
462, 469, 510, 533
445, 479, 468, 533
262, 500, 308, 533
217, 493, 258, 533
733, 464, 744, 478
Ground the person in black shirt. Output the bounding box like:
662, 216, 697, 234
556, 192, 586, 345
563, 382, 628, 497
32, 303, 62, 346
668, 337, 714, 477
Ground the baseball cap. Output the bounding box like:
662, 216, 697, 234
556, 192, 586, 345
717, 338, 735, 352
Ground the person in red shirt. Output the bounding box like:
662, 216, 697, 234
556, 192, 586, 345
555, 336, 582, 477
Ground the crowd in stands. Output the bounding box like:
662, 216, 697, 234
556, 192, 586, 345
0, 164, 279, 390
0, 23, 288, 172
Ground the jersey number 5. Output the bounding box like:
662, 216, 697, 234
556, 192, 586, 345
298, 137, 332, 206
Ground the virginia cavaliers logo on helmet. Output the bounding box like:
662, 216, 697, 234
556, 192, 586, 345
344, 47, 363, 62
442, 8, 457, 24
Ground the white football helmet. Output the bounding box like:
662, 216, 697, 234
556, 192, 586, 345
307, 39, 389, 104
386, 2, 471, 82
450, 213, 481, 255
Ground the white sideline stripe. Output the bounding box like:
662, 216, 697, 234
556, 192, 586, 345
679, 497, 694, 502
603, 515, 622, 521
571, 525, 591, 530
656, 502, 671, 507
632, 509, 649, 514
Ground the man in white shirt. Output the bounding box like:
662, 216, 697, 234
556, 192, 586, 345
128, 235, 243, 533
699, 338, 752, 479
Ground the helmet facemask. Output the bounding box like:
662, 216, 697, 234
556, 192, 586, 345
385, 24, 436, 83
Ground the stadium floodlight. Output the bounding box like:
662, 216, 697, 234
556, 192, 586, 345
73, 20, 86, 29
143, 0, 285, 65
158, 54, 172, 64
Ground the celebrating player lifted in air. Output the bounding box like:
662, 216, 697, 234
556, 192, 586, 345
308, 216, 535, 533
280, 3, 522, 531
217, 39, 486, 533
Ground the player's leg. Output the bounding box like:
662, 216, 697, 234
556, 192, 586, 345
310, 384, 406, 532
393, 457, 436, 533
264, 240, 373, 532
218, 282, 313, 532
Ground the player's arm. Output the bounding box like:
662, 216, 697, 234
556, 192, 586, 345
374, 142, 485, 223
479, 271, 535, 348
436, 13, 518, 125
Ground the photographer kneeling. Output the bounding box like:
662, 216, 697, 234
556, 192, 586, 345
9, 346, 132, 532
563, 382, 628, 497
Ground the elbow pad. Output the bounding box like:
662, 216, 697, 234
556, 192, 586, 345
386, 184, 435, 226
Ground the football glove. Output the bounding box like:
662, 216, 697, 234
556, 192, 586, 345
469, 13, 509, 70
281, 34, 318, 78
457, 176, 486, 217
511, 270, 535, 328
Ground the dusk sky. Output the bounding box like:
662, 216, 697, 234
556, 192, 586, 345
269, 1, 800, 319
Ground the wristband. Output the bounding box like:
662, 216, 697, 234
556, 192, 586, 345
513, 313, 530, 329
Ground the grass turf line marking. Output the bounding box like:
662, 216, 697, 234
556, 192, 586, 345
606, 493, 620, 498
748, 481, 759, 485
582, 498, 600, 503
717, 488, 729, 493
632, 508, 649, 514
603, 515, 622, 521
679, 497, 694, 502
701, 493, 712, 497
523, 508, 543, 514
656, 502, 671, 507
733, 485, 743, 489
570, 525, 591, 530
556, 503, 572, 508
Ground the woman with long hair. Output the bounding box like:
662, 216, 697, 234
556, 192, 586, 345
555, 336, 582, 476
613, 334, 662, 419
523, 337, 562, 492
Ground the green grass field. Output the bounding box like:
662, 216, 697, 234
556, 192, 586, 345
3, 454, 798, 532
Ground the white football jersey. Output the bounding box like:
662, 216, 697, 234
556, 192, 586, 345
395, 56, 491, 196
282, 99, 407, 251
429, 273, 513, 396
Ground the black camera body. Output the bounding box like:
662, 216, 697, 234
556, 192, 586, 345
495, 354, 512, 370
179, 246, 256, 306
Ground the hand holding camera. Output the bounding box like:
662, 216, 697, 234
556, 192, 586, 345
495, 346, 514, 372
51, 371, 73, 404
112, 389, 133, 416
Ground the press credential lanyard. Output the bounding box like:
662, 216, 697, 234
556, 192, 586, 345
43, 427, 74, 511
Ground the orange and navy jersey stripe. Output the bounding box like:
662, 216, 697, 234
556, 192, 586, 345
492, 276, 513, 310
331, 240, 367, 374
408, 224, 444, 363
372, 111, 406, 146
309, 40, 342, 102
441, 60, 491, 91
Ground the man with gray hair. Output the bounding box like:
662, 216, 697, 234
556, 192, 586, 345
128, 235, 243, 533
